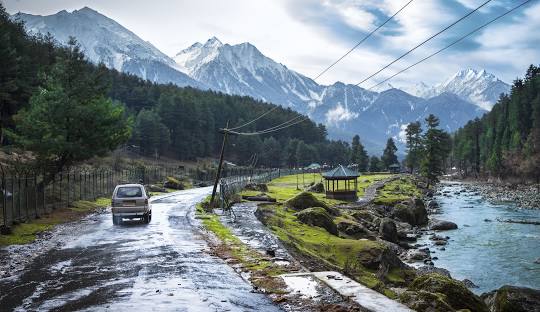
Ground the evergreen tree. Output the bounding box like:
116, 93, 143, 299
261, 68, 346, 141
369, 156, 382, 172
420, 114, 451, 186
131, 109, 170, 157
8, 39, 132, 174
351, 135, 369, 171
404, 121, 422, 173
381, 138, 398, 170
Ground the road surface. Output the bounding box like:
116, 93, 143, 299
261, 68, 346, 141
0, 187, 281, 311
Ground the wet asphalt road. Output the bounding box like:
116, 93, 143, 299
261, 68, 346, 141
0, 187, 281, 312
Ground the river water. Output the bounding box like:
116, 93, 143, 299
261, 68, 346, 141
419, 181, 540, 294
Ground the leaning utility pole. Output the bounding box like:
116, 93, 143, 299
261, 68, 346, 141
210, 121, 230, 205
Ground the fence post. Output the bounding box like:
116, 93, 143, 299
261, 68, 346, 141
67, 172, 70, 207
25, 174, 30, 220
34, 172, 39, 219
2, 174, 6, 227
17, 176, 21, 222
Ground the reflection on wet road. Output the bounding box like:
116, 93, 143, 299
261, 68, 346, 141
0, 187, 281, 311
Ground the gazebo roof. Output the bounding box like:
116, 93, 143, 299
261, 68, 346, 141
322, 165, 360, 179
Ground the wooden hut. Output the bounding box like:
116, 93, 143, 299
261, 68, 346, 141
322, 165, 360, 201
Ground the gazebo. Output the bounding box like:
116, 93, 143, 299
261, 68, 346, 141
322, 165, 360, 201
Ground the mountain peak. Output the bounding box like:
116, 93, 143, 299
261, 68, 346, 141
204, 36, 222, 48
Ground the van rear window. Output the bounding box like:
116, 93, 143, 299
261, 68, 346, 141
116, 187, 143, 198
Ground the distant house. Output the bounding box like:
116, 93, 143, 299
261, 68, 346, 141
306, 163, 321, 170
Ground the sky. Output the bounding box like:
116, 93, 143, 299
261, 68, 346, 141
4, 0, 540, 89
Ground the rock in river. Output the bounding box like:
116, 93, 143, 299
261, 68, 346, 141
429, 219, 458, 231
481, 285, 540, 312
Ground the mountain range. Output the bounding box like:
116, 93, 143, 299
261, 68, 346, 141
12, 7, 511, 153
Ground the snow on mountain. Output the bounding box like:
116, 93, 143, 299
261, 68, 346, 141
13, 6, 502, 154
174, 37, 323, 111
13, 7, 203, 88
409, 68, 510, 110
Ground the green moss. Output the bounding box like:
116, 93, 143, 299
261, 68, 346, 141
195, 197, 286, 292
0, 222, 55, 246
410, 273, 488, 312
374, 176, 422, 205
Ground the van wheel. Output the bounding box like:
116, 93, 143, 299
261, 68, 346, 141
113, 216, 120, 225
143, 213, 150, 224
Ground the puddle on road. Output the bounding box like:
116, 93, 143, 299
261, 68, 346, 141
280, 274, 322, 300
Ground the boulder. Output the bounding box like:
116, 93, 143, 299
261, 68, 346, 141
307, 182, 325, 193
357, 244, 405, 272
163, 177, 184, 190
416, 266, 451, 278
400, 290, 454, 312
336, 220, 370, 238
430, 219, 458, 231
146, 184, 167, 192
379, 218, 398, 243
481, 285, 540, 312
392, 198, 428, 226
244, 183, 268, 192
286, 192, 328, 211
294, 207, 338, 235
410, 273, 489, 312
351, 210, 377, 223
406, 249, 429, 261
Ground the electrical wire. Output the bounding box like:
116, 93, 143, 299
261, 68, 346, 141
355, 0, 493, 86
313, 0, 414, 81
367, 0, 535, 91
227, 1, 414, 133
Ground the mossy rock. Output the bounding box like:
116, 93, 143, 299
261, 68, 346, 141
285, 192, 328, 210
307, 182, 324, 193
294, 207, 338, 235
356, 243, 404, 273
336, 220, 371, 239
481, 285, 540, 312
379, 217, 398, 243
163, 176, 184, 190
392, 198, 428, 226
400, 290, 455, 312
351, 210, 377, 223
410, 273, 488, 312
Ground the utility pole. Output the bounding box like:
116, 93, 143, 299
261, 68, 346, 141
210, 120, 230, 205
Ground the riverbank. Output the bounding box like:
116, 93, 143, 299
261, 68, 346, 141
443, 178, 540, 209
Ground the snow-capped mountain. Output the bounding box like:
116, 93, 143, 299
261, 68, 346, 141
13, 7, 202, 88
410, 69, 510, 110
14, 7, 501, 153
174, 37, 322, 111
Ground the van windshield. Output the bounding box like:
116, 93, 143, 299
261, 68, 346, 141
116, 186, 143, 198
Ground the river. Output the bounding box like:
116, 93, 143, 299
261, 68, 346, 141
419, 181, 540, 294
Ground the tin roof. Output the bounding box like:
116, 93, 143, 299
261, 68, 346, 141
322, 165, 360, 178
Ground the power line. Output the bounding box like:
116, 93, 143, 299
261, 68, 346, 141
229, 115, 307, 136
313, 0, 414, 81
228, 105, 279, 131
228, 1, 415, 134
367, 0, 536, 91
355, 0, 493, 87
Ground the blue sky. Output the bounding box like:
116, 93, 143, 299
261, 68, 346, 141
4, 0, 539, 89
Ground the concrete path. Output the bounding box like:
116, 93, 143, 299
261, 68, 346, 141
281, 272, 413, 312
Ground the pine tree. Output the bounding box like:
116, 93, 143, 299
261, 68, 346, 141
404, 121, 422, 173
369, 156, 382, 172
381, 138, 398, 170
8, 39, 132, 174
351, 135, 369, 171
420, 114, 451, 186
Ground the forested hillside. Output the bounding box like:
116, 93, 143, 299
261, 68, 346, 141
0, 5, 356, 170
452, 65, 540, 182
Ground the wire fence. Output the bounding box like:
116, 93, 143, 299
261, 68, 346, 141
217, 168, 298, 209
0, 165, 278, 230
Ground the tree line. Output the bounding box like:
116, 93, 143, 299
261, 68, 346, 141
451, 65, 540, 182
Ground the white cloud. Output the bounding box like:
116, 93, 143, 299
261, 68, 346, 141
325, 103, 359, 125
